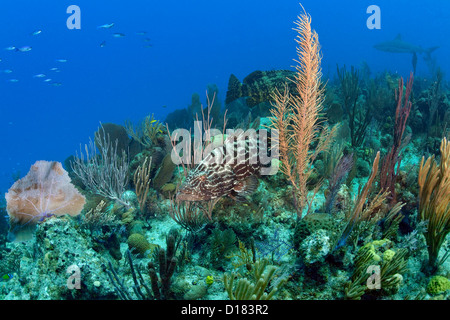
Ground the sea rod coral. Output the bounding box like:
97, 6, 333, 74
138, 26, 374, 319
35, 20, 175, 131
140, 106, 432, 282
270, 8, 336, 219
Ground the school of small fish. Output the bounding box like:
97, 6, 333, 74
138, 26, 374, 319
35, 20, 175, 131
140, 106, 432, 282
1, 23, 152, 85
1, 29, 66, 86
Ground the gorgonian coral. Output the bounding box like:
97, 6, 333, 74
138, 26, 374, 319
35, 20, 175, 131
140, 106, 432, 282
5, 160, 86, 241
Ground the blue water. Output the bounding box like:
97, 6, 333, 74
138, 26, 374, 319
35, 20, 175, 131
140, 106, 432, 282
1, 0, 448, 194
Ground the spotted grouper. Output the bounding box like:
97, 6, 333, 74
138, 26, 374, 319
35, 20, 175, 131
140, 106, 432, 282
176, 131, 266, 202
225, 70, 297, 107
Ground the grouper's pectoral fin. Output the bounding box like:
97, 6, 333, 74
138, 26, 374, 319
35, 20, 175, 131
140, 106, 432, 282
230, 175, 259, 201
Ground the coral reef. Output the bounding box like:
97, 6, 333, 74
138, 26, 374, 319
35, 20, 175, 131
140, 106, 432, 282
427, 275, 450, 295
1, 5, 450, 303
1, 218, 115, 299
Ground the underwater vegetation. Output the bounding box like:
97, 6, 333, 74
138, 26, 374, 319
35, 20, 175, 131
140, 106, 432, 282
1, 5, 450, 301
5, 161, 86, 242
418, 137, 450, 273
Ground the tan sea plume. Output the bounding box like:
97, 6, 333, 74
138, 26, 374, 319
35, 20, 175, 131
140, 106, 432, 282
270, 5, 336, 219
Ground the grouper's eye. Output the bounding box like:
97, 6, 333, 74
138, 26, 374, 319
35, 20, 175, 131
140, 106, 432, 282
198, 174, 207, 182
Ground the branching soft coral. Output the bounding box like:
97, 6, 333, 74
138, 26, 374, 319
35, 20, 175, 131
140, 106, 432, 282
418, 137, 450, 272
270, 7, 336, 218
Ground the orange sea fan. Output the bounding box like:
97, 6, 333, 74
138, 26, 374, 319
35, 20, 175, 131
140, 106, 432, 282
5, 160, 86, 242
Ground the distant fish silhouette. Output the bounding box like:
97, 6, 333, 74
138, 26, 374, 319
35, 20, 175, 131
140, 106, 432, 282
56, 59, 67, 63
31, 30, 42, 36
33, 74, 46, 78
100, 41, 106, 48
16, 46, 32, 52
97, 23, 114, 29
374, 34, 438, 75
5, 46, 16, 51
113, 33, 125, 38
374, 34, 438, 55
136, 31, 147, 36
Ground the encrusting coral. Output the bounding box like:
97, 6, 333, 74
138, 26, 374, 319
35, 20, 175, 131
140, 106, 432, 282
427, 275, 450, 295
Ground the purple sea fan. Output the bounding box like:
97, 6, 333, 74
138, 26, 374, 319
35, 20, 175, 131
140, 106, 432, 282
5, 160, 86, 241
324, 153, 354, 214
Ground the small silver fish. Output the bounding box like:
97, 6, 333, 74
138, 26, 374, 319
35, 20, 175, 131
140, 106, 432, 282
44, 79, 52, 82
136, 31, 147, 36
5, 46, 16, 51
8, 79, 19, 83
113, 33, 125, 38
17, 46, 32, 52
33, 74, 46, 78
56, 59, 67, 63
2, 69, 13, 73
97, 23, 114, 29
52, 82, 62, 86
31, 30, 42, 36
49, 67, 60, 72
100, 41, 106, 48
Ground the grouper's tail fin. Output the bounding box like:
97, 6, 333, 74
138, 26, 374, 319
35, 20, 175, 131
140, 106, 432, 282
225, 74, 246, 105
